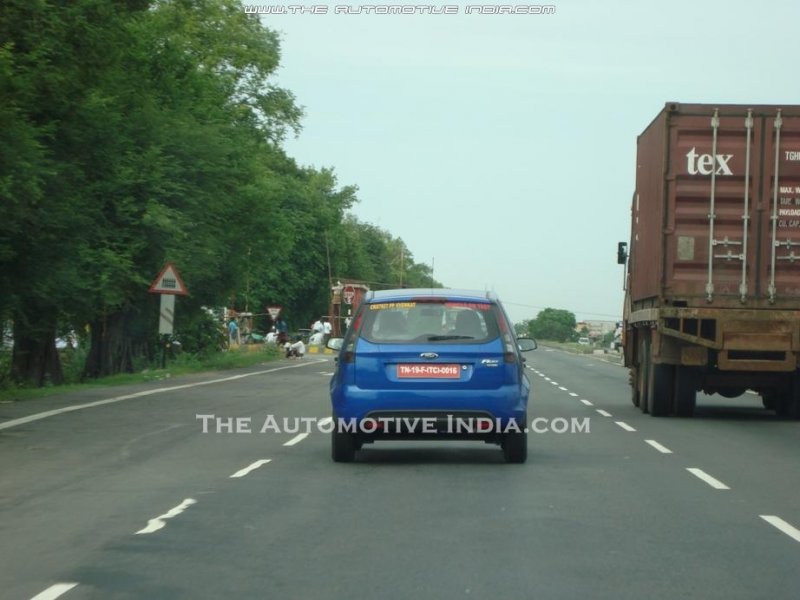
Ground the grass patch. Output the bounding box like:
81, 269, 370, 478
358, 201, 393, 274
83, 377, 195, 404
0, 344, 282, 403
538, 340, 596, 354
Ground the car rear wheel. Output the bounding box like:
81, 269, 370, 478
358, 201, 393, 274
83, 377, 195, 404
502, 424, 528, 464
331, 427, 356, 462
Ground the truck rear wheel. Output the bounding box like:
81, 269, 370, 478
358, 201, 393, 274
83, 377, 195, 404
648, 363, 674, 417
761, 391, 778, 411
673, 366, 699, 417
638, 336, 651, 414
776, 372, 800, 419
630, 368, 640, 407
775, 394, 800, 419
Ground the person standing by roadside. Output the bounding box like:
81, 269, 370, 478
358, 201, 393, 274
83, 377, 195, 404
322, 317, 332, 345
275, 316, 289, 345
312, 317, 323, 336
228, 319, 239, 346
309, 317, 324, 346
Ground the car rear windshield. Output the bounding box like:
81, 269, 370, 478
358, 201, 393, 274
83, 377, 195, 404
358, 300, 501, 344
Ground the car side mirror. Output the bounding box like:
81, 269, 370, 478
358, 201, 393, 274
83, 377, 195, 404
327, 337, 344, 351
517, 337, 538, 352
617, 241, 628, 265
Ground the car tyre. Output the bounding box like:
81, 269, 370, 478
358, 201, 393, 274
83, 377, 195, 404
503, 427, 528, 464
331, 428, 356, 462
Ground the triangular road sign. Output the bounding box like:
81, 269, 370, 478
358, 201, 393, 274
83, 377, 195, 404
149, 262, 189, 295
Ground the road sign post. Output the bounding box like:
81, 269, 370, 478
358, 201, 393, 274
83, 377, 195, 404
159, 293, 176, 335
149, 263, 188, 368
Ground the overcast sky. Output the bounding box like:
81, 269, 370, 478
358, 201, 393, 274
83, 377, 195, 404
259, 0, 800, 324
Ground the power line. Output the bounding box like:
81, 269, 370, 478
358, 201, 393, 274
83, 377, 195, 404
503, 301, 621, 320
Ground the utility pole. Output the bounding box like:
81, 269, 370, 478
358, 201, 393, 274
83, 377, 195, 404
324, 232, 333, 290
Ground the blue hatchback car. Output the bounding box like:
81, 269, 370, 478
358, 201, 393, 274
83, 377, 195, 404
327, 289, 537, 462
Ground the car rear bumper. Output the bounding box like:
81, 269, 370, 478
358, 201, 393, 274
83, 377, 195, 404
331, 385, 528, 424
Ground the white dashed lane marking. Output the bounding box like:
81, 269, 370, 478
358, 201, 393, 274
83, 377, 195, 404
30, 583, 79, 600
135, 498, 197, 535
760, 516, 800, 544
230, 459, 272, 479
645, 439, 673, 454
284, 432, 309, 446
687, 468, 730, 490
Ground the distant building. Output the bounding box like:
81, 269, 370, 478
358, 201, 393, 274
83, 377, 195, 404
575, 320, 619, 340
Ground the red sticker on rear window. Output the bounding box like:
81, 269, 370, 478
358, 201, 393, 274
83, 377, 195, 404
444, 302, 491, 311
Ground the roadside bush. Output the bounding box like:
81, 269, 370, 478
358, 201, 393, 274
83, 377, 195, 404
0, 351, 12, 389
176, 309, 227, 356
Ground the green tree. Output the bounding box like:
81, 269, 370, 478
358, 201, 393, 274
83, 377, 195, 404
328, 217, 439, 291
0, 0, 443, 386
1, 0, 306, 381
528, 308, 577, 342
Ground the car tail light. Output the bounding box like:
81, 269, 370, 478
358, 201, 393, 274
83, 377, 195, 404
496, 308, 517, 363
342, 310, 364, 364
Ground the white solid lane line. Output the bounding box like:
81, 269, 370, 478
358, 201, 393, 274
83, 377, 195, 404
580, 399, 594, 406
284, 432, 309, 446
30, 583, 78, 600
135, 498, 197, 535
0, 360, 327, 432
230, 459, 272, 479
760, 515, 800, 544
615, 421, 636, 432
645, 439, 673, 454
687, 468, 730, 490
596, 409, 612, 417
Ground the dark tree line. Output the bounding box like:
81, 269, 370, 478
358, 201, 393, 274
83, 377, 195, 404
0, 0, 437, 386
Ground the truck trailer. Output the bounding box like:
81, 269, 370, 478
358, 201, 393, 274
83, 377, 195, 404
620, 102, 800, 418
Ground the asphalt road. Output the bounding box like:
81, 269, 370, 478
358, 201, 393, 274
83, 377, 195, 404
1, 349, 799, 599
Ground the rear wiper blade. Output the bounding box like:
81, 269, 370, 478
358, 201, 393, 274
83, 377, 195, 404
427, 335, 475, 341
